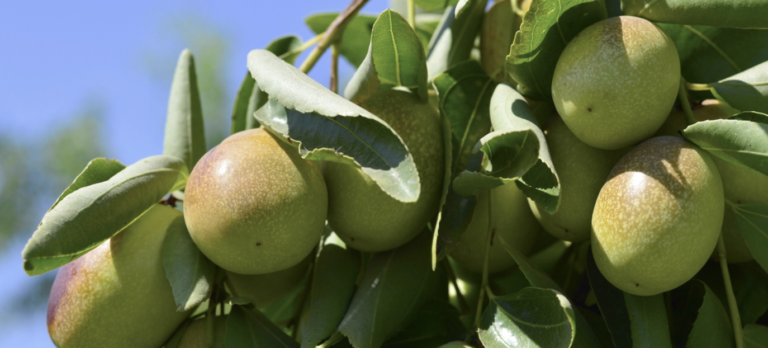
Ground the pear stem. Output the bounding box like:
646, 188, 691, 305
685, 81, 712, 91
717, 233, 744, 348
299, 0, 369, 74
678, 77, 698, 126
443, 259, 471, 315
278, 33, 324, 60
473, 190, 495, 332
330, 42, 340, 93
407, 0, 416, 29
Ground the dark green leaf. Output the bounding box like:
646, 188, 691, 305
231, 36, 303, 135
730, 111, 768, 124
49, 158, 125, 211
306, 13, 378, 67
479, 287, 575, 348
586, 247, 632, 348
733, 262, 768, 325
711, 61, 768, 113
22, 155, 188, 275
301, 234, 361, 348
414, 0, 460, 11
345, 10, 428, 103
382, 299, 466, 347
163, 318, 193, 348
506, 0, 607, 99
623, 293, 672, 348
623, 0, 768, 29
430, 100, 457, 269
732, 203, 768, 274
683, 119, 768, 176
744, 324, 768, 348
487, 83, 560, 213
161, 215, 216, 311
480, 0, 520, 83
338, 232, 439, 348
225, 305, 298, 348
670, 280, 734, 348
164, 49, 206, 170
246, 49, 420, 203
658, 24, 768, 99
260, 274, 308, 326
426, 0, 487, 81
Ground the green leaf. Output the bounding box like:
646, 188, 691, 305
426, 0, 487, 81
161, 214, 216, 311
338, 232, 439, 348
731, 203, 768, 274
478, 287, 576, 348
22, 155, 188, 275
414, 0, 460, 11
487, 83, 560, 213
480, 0, 520, 83
301, 234, 361, 348
670, 280, 734, 348
711, 61, 768, 114
231, 35, 303, 135
683, 119, 768, 177
623, 293, 672, 348
49, 158, 125, 211
164, 49, 206, 171
163, 318, 193, 348
730, 111, 768, 124
585, 247, 632, 348
225, 305, 298, 347
506, 0, 607, 99
382, 299, 466, 347
305, 13, 378, 67
344, 9, 428, 104
623, 0, 768, 29
744, 324, 768, 348
430, 100, 457, 269
246, 49, 420, 203
657, 24, 768, 99
733, 262, 768, 325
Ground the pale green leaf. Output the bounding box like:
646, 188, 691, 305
164, 49, 206, 171
161, 215, 216, 311
49, 158, 125, 211
711, 61, 768, 113
682, 119, 768, 177
623, 0, 768, 29
414, 0, 460, 11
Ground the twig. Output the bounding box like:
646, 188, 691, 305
408, 0, 416, 29
717, 233, 744, 348
299, 0, 370, 74
278, 33, 324, 60
685, 81, 712, 91
679, 77, 698, 126
330, 42, 340, 93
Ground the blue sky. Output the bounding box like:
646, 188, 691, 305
0, 1, 392, 346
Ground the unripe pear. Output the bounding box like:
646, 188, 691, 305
324, 89, 444, 252
592, 136, 724, 296
450, 182, 541, 274
552, 16, 680, 150
47, 204, 190, 348
176, 316, 227, 348
184, 128, 327, 274
528, 117, 624, 242
226, 251, 312, 308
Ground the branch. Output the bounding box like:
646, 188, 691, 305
299, 0, 369, 74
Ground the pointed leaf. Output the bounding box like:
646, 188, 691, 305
414, 0, 460, 11
162, 215, 216, 311
345, 10, 428, 103
711, 61, 768, 113
744, 324, 768, 348
479, 287, 575, 348
585, 247, 632, 348
22, 155, 188, 275
338, 232, 439, 348
426, 0, 487, 81
164, 49, 206, 170
730, 111, 768, 124
382, 298, 466, 347
506, 0, 607, 99
623, 293, 672, 348
430, 100, 457, 269
163, 319, 193, 348
670, 280, 734, 348
231, 35, 303, 134
301, 234, 361, 348
682, 119, 768, 176
732, 203, 768, 274
49, 158, 125, 211
247, 49, 420, 203
225, 305, 298, 347
623, 0, 768, 29
306, 13, 378, 67
480, 0, 520, 83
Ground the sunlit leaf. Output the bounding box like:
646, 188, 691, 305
164, 49, 206, 171
711, 61, 768, 113
48, 158, 125, 211
623, 0, 768, 29
683, 119, 768, 177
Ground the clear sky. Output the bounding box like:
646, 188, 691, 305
0, 1, 392, 346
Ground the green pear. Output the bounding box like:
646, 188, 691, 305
324, 89, 444, 252
184, 128, 327, 275
450, 182, 541, 274
47, 204, 190, 348
655, 100, 760, 262
176, 316, 226, 348
551, 16, 680, 150
592, 136, 724, 296
226, 251, 311, 308
529, 117, 624, 242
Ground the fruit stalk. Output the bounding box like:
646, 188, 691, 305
331, 42, 340, 93
407, 0, 416, 29
299, 0, 369, 74
678, 77, 698, 126
279, 33, 324, 60
717, 234, 744, 348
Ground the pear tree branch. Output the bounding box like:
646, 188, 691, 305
299, 0, 370, 74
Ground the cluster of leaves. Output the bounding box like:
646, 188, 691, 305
19, 0, 768, 347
